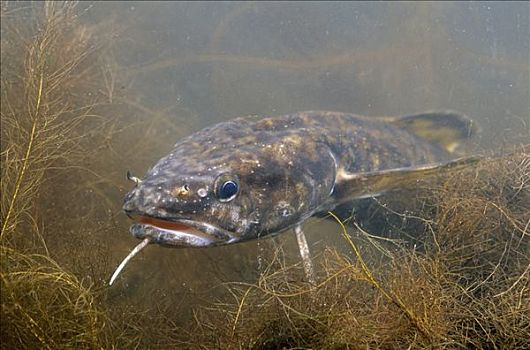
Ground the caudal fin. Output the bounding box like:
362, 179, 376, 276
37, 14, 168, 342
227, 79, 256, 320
389, 110, 478, 153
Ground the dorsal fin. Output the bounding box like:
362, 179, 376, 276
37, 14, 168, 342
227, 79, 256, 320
388, 110, 477, 153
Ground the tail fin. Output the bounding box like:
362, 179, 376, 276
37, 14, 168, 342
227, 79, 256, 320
389, 110, 478, 153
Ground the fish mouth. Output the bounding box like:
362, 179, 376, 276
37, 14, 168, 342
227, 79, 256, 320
129, 216, 237, 247
110, 215, 236, 285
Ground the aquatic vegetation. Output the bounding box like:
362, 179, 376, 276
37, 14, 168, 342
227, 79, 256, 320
0, 2, 195, 348
0, 2, 130, 348
1, 2, 102, 348
0, 247, 104, 348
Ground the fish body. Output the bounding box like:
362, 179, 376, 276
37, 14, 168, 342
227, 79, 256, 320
122, 110, 476, 248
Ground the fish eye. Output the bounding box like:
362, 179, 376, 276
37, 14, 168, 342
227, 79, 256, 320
215, 175, 239, 202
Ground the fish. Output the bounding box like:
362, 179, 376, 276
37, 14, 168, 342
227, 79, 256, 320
109, 110, 478, 285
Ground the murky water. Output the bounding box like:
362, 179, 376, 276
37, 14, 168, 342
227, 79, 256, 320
87, 0, 529, 283
2, 1, 529, 345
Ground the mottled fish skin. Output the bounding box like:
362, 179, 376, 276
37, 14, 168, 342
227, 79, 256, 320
123, 111, 475, 247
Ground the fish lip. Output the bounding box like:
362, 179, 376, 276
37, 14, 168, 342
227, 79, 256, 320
128, 215, 237, 247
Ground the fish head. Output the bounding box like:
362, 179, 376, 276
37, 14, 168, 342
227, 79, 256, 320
123, 127, 336, 248
123, 155, 247, 247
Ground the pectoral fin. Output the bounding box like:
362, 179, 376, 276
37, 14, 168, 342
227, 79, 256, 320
335, 156, 481, 201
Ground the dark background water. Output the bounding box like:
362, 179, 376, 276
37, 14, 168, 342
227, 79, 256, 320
90, 1, 529, 142
7, 1, 528, 323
